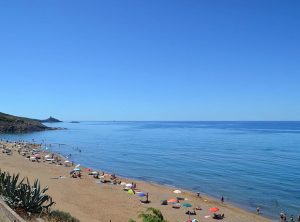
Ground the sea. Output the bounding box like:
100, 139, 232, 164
1, 121, 300, 219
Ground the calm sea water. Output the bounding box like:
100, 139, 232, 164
1, 121, 300, 219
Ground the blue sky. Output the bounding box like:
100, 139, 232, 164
0, 1, 299, 121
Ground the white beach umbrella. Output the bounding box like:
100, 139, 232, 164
126, 183, 133, 188
173, 190, 182, 194
44, 154, 50, 158
64, 160, 70, 163
75, 164, 80, 168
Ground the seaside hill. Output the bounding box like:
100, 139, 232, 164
0, 112, 52, 133
41, 116, 62, 123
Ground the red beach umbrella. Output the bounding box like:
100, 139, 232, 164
168, 198, 178, 203
209, 207, 219, 213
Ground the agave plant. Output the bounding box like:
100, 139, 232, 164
0, 169, 55, 215
129, 208, 167, 222
1, 172, 24, 208
15, 178, 55, 213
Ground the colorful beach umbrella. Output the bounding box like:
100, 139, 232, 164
86, 168, 92, 171
209, 207, 219, 213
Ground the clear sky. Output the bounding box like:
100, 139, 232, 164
0, 1, 299, 121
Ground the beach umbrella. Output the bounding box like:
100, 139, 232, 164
127, 189, 134, 195
138, 192, 146, 197
45, 154, 50, 158
183, 203, 192, 208
126, 183, 133, 188
64, 160, 70, 163
74, 168, 81, 171
173, 190, 181, 194
91, 171, 98, 175
75, 164, 80, 168
86, 168, 92, 171
167, 198, 178, 203
209, 207, 219, 213
34, 154, 40, 158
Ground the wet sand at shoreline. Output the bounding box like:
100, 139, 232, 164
0, 141, 270, 222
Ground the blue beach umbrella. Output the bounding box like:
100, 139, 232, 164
183, 203, 192, 208
138, 193, 146, 197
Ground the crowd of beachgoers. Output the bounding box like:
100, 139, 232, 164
0, 138, 285, 222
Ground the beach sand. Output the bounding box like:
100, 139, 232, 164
0, 141, 271, 222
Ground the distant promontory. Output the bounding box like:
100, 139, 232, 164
0, 112, 62, 133
41, 116, 62, 123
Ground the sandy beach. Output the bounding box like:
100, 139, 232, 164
0, 141, 271, 222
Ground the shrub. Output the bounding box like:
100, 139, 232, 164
48, 210, 80, 222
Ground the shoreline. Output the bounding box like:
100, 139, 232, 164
0, 140, 271, 222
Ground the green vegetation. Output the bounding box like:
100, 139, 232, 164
48, 210, 80, 222
129, 208, 167, 222
0, 112, 50, 133
0, 170, 54, 215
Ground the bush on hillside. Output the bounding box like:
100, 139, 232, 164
48, 210, 80, 222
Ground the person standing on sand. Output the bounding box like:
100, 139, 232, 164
256, 207, 260, 214
280, 212, 285, 221
290, 215, 294, 222
221, 196, 224, 204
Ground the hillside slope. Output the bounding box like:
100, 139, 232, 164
0, 112, 51, 133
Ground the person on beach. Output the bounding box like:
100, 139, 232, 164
290, 215, 294, 222
280, 212, 285, 221
256, 207, 260, 214
297, 215, 300, 222
221, 196, 224, 204
197, 192, 200, 197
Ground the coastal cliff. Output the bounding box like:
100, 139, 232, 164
0, 112, 56, 133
